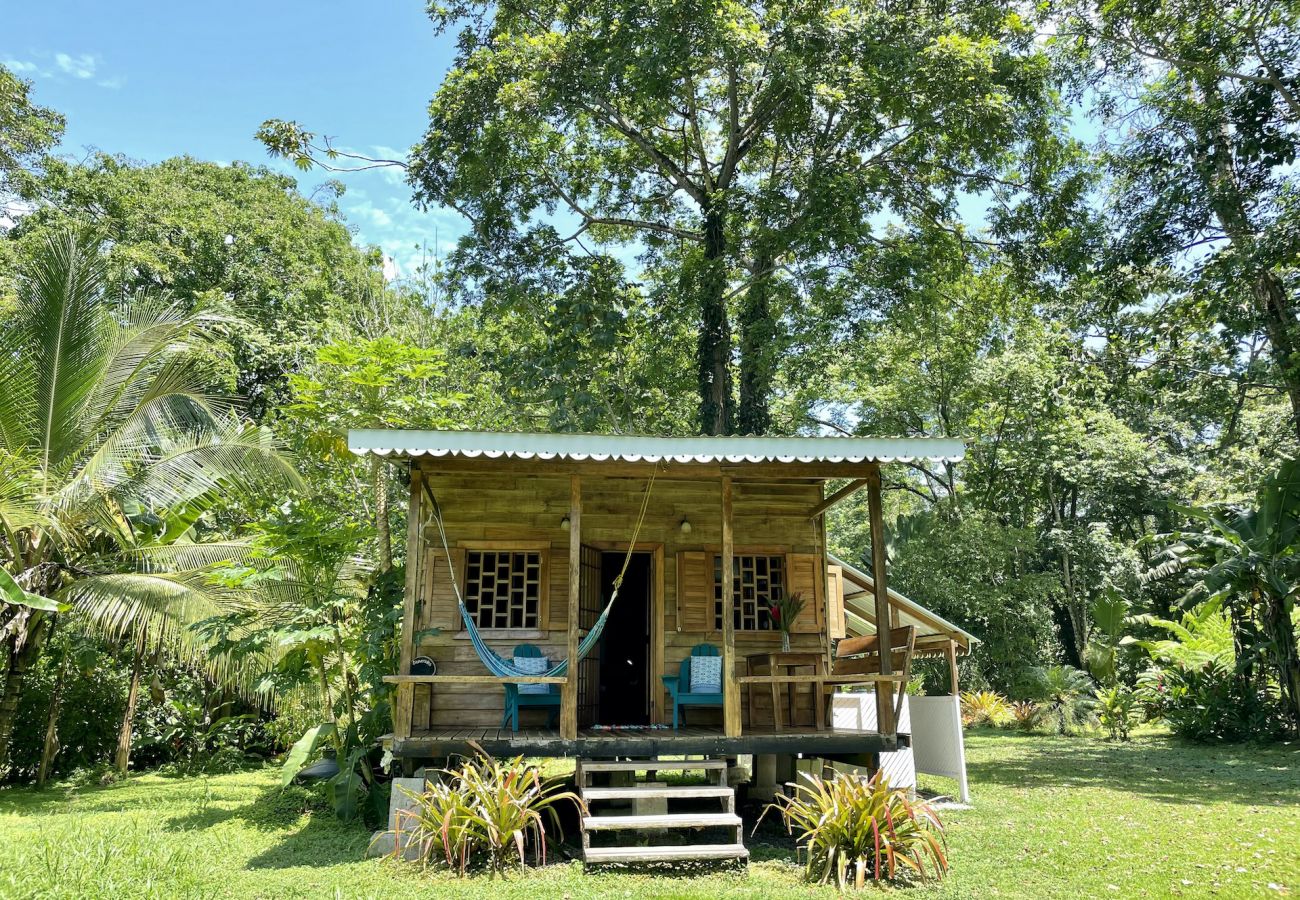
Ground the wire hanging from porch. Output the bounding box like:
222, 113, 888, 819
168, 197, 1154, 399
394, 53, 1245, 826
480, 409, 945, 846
423, 470, 656, 679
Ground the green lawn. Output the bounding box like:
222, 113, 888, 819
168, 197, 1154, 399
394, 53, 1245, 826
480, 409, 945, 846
1, 730, 1296, 899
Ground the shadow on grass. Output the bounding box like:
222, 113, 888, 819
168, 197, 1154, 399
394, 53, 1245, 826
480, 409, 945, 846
964, 730, 1300, 806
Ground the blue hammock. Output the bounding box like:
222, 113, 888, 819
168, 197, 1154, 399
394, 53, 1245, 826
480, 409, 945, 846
425, 474, 654, 680
457, 598, 614, 679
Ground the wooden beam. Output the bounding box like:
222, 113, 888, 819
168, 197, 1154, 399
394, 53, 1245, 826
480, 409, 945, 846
945, 639, 960, 697
865, 466, 896, 736
721, 475, 741, 737
808, 478, 870, 520
395, 468, 423, 742
561, 475, 582, 739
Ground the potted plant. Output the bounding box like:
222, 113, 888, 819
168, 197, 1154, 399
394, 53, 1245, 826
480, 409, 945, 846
769, 591, 806, 652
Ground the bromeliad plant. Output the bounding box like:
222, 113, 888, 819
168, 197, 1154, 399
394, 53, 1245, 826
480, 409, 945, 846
759, 771, 948, 889
768, 591, 806, 652
391, 750, 584, 878
960, 690, 1012, 727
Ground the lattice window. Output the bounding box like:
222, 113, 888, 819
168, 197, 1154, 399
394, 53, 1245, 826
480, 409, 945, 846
464, 550, 543, 629
713, 554, 785, 631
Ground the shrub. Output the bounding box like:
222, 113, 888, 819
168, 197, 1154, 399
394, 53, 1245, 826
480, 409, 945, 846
1009, 701, 1042, 731
760, 771, 948, 888
1024, 666, 1097, 735
392, 753, 584, 877
960, 690, 1011, 727
1095, 685, 1137, 742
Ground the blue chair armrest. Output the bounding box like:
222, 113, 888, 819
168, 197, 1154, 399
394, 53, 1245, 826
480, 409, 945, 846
662, 675, 682, 699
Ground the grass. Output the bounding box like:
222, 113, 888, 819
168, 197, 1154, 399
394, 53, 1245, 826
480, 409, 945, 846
0, 729, 1296, 898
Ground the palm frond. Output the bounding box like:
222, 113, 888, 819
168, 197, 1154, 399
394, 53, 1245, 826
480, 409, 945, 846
63, 570, 274, 699
106, 418, 303, 510
20, 229, 114, 474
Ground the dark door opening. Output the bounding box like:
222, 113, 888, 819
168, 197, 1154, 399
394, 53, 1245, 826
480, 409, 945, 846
596, 551, 652, 725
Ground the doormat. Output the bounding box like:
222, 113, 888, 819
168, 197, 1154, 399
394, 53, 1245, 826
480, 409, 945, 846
588, 723, 671, 731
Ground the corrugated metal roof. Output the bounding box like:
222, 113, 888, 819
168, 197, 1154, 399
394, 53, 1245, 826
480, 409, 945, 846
348, 429, 965, 464
830, 553, 979, 651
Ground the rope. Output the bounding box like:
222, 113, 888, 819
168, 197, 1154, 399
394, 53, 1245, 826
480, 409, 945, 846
422, 469, 658, 676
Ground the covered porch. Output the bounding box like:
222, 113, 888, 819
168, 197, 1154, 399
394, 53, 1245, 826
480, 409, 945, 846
359, 430, 966, 760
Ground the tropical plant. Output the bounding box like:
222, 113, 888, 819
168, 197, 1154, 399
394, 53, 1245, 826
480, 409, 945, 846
1085, 589, 1131, 686
760, 771, 948, 888
960, 690, 1012, 728
1132, 599, 1286, 741
0, 229, 300, 771
1095, 685, 1137, 742
1023, 666, 1097, 736
1153, 460, 1300, 733
1009, 701, 1043, 731
391, 751, 584, 877
769, 591, 806, 651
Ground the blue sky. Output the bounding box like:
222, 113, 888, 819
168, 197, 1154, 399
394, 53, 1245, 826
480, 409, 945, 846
4, 0, 466, 275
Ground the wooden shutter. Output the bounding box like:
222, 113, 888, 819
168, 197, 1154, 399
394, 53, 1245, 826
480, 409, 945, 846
785, 552, 825, 633
421, 545, 465, 634
676, 551, 713, 632
826, 564, 846, 639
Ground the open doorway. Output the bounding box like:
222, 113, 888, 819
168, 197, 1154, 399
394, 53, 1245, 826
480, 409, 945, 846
597, 551, 653, 725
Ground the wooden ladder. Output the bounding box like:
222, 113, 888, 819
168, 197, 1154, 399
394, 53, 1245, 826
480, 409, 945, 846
576, 757, 748, 865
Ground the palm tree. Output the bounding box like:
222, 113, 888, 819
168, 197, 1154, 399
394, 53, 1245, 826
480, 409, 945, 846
1160, 460, 1300, 733
0, 229, 301, 769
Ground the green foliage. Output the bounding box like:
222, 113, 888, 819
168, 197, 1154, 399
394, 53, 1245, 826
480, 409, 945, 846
877, 510, 1058, 694
9, 154, 377, 418
761, 771, 948, 888
392, 753, 584, 877
1133, 600, 1288, 741
1095, 685, 1137, 742
0, 63, 64, 198
960, 691, 1012, 728
1022, 666, 1097, 736
1008, 701, 1043, 731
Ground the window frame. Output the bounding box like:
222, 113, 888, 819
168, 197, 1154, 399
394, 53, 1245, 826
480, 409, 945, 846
712, 551, 788, 633
458, 541, 551, 631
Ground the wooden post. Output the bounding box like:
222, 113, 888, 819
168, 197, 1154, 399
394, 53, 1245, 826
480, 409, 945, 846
945, 639, 961, 697
394, 468, 422, 742
561, 475, 582, 740
721, 476, 741, 737
865, 466, 896, 736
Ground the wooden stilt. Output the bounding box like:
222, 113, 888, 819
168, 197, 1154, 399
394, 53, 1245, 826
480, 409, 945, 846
865, 466, 896, 736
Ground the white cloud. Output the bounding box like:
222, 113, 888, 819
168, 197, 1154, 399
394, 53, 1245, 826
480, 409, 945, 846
55, 52, 98, 79
3, 52, 123, 88
3, 58, 41, 75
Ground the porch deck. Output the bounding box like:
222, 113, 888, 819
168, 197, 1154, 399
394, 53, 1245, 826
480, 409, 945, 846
385, 723, 908, 760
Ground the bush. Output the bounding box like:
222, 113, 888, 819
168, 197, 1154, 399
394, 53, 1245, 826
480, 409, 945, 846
1023, 666, 1097, 735
1095, 685, 1137, 742
761, 771, 948, 888
391, 753, 584, 877
960, 690, 1011, 728
1009, 701, 1042, 731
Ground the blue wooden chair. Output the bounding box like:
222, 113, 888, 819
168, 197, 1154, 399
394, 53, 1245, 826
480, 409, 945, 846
662, 643, 724, 729
501, 643, 561, 733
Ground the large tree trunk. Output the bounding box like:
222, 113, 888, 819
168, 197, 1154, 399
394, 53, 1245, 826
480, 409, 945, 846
115, 634, 146, 776
372, 455, 392, 573
697, 205, 733, 435
738, 251, 777, 436
0, 611, 51, 769
1194, 82, 1300, 442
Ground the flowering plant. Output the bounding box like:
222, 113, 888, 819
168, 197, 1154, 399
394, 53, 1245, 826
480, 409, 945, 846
769, 591, 806, 642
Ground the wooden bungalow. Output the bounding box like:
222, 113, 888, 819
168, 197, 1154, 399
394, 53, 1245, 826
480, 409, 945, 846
356, 429, 970, 863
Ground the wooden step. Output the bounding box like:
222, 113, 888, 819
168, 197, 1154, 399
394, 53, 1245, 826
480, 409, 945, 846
584, 843, 749, 864
583, 812, 741, 831
580, 759, 726, 772
582, 785, 733, 801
